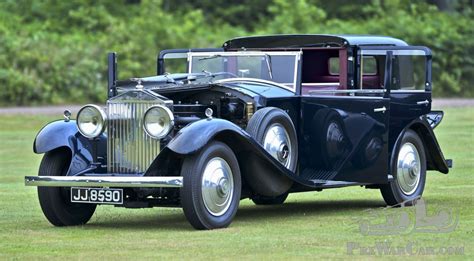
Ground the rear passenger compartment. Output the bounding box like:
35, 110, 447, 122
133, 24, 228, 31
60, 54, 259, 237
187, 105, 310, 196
301, 48, 347, 95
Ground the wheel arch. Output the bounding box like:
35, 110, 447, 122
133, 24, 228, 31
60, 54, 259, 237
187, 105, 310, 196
212, 130, 295, 197
33, 120, 107, 176
37, 145, 97, 226
34, 120, 78, 154
147, 118, 296, 197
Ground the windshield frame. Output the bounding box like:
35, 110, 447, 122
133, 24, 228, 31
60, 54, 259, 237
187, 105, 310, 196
188, 51, 302, 92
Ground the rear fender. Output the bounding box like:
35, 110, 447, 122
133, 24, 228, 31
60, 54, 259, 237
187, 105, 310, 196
33, 120, 107, 175
393, 117, 449, 174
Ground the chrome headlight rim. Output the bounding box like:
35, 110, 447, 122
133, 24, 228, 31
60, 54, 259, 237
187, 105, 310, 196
143, 105, 174, 139
76, 104, 107, 139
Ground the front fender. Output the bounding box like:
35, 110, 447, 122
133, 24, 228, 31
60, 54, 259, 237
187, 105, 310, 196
166, 118, 251, 155
147, 118, 323, 196
34, 120, 79, 154
33, 120, 107, 175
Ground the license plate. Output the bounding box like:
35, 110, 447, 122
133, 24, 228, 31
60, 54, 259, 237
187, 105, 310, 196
70, 187, 123, 205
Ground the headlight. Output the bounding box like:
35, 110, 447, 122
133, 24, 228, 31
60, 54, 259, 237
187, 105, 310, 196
143, 105, 174, 139
76, 104, 107, 139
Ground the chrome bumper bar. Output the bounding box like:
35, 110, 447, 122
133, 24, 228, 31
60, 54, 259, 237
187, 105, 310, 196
24, 176, 183, 188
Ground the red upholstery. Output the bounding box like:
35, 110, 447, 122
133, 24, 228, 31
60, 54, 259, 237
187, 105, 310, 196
319, 76, 339, 82
362, 75, 381, 89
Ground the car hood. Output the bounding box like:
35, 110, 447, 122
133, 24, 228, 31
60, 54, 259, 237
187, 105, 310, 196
116, 74, 296, 99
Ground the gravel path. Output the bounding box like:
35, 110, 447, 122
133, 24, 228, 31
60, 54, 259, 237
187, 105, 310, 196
0, 105, 87, 116
0, 98, 473, 115
431, 98, 474, 109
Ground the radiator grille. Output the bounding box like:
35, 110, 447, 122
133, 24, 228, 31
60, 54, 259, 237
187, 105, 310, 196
107, 101, 161, 173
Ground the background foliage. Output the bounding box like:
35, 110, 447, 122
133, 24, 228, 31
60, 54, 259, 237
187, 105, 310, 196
0, 0, 472, 105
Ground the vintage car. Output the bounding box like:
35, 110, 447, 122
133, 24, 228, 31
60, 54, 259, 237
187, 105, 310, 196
25, 34, 451, 230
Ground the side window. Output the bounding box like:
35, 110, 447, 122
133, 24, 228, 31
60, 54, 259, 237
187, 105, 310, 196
391, 51, 427, 91
190, 56, 226, 74
359, 55, 385, 89
362, 56, 377, 75
162, 53, 188, 74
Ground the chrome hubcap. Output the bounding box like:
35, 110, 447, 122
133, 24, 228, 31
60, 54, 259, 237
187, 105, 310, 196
263, 123, 292, 169
201, 157, 234, 216
397, 142, 421, 195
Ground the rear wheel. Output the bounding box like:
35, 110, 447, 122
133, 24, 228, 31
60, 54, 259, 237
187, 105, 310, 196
38, 149, 96, 226
380, 130, 426, 206
180, 141, 241, 230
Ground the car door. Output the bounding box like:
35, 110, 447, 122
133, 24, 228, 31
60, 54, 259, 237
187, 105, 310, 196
385, 47, 432, 144
352, 45, 433, 164
299, 48, 391, 184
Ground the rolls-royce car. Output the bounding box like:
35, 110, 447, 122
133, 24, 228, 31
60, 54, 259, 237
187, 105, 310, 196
25, 34, 452, 230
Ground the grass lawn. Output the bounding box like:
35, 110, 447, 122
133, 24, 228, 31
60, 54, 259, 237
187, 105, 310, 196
0, 107, 473, 259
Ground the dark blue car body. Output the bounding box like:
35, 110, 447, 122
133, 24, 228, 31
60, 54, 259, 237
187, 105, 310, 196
28, 35, 451, 229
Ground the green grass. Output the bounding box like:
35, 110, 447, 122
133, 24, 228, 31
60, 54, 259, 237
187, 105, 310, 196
0, 108, 473, 259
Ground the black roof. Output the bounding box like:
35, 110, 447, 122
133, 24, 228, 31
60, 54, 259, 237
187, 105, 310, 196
223, 34, 408, 49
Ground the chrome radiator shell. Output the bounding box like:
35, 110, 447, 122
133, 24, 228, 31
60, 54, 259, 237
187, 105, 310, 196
106, 90, 171, 174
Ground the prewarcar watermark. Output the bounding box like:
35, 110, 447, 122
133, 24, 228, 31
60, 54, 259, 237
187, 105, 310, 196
347, 241, 464, 256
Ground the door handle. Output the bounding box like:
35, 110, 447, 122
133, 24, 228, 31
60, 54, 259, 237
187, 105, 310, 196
374, 106, 387, 113
417, 100, 429, 105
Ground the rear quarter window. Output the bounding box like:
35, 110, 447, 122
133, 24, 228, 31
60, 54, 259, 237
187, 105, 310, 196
328, 57, 339, 75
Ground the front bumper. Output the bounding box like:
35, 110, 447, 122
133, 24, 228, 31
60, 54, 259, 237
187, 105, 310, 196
24, 176, 183, 188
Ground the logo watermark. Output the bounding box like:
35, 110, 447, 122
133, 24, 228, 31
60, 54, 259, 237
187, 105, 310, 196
357, 197, 458, 236
347, 241, 464, 256
346, 198, 463, 256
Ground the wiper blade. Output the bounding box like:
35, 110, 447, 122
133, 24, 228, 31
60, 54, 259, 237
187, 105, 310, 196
118, 71, 235, 88
162, 74, 176, 83
199, 71, 238, 80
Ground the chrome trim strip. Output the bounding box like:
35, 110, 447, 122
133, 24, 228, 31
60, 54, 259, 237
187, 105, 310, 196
308, 89, 386, 93
25, 176, 183, 188
215, 78, 294, 91
308, 89, 426, 94
189, 51, 302, 56
391, 90, 425, 93
303, 82, 340, 86
306, 94, 384, 100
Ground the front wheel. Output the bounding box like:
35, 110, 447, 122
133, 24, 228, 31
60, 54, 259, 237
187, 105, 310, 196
37, 149, 96, 226
380, 130, 427, 206
180, 141, 241, 230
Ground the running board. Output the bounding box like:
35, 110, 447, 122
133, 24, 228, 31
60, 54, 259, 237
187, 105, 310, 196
25, 176, 183, 188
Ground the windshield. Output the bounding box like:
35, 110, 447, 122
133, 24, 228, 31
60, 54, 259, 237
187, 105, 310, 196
189, 51, 301, 91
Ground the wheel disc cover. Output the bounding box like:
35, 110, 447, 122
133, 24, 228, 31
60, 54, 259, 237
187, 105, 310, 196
201, 157, 234, 216
397, 142, 421, 195
263, 123, 292, 169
